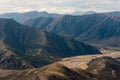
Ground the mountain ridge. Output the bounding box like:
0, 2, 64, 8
0, 11, 60, 23
0, 18, 101, 69
24, 12, 120, 48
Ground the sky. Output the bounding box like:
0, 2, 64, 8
0, 0, 120, 14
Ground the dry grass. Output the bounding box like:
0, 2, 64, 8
58, 49, 120, 69
0, 49, 120, 79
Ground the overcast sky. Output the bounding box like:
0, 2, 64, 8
0, 0, 119, 14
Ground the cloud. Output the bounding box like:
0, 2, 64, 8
0, 0, 119, 14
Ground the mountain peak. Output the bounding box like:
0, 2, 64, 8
72, 11, 96, 15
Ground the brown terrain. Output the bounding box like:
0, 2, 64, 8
58, 49, 120, 69
0, 49, 120, 80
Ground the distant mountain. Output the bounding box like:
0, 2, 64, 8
0, 18, 100, 69
24, 12, 120, 48
25, 17, 55, 29
102, 11, 120, 16
72, 11, 96, 15
1, 57, 120, 80
0, 11, 60, 23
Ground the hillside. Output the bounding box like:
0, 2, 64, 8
24, 12, 120, 48
0, 18, 100, 69
58, 49, 120, 69
86, 57, 120, 80
0, 57, 120, 80
0, 63, 95, 80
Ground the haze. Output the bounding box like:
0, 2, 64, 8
0, 0, 120, 14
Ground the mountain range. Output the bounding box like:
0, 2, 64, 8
0, 11, 120, 80
0, 11, 98, 24
24, 11, 120, 48
0, 18, 100, 69
0, 11, 60, 23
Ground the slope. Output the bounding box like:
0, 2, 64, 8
0, 18, 101, 69
1, 57, 120, 80
24, 12, 120, 47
